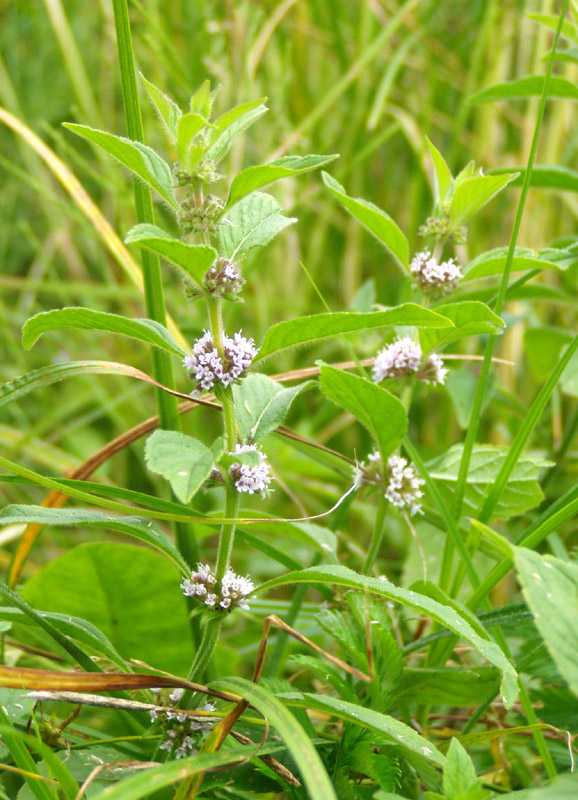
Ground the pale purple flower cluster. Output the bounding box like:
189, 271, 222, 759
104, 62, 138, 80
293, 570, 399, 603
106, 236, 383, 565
183, 330, 257, 391
385, 455, 425, 516
410, 250, 462, 293
203, 259, 245, 299
372, 338, 448, 386
151, 687, 216, 759
229, 444, 273, 498
181, 562, 254, 611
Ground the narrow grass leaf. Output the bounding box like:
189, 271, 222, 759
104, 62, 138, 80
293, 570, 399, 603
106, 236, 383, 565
0, 710, 59, 800
489, 165, 578, 192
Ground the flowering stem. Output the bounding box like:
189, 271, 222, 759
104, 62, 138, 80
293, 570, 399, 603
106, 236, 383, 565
215, 488, 240, 586
207, 297, 237, 451
363, 496, 388, 575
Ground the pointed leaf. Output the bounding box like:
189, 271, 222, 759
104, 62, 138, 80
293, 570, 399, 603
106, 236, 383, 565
232, 374, 314, 443
322, 171, 409, 269
443, 738, 479, 799
470, 75, 578, 103
450, 173, 519, 225
420, 301, 504, 352
125, 223, 216, 288
463, 247, 564, 281
22, 307, 187, 356
255, 304, 453, 362
217, 191, 296, 260
206, 101, 268, 164
177, 112, 208, 164
320, 365, 407, 460
0, 505, 189, 574
227, 154, 339, 207
257, 565, 518, 707
189, 79, 213, 117
425, 136, 453, 206
140, 74, 182, 141
64, 123, 177, 207
145, 430, 222, 504
489, 165, 578, 192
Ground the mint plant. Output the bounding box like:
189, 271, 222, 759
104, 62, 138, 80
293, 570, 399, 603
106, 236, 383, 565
1, 3, 578, 798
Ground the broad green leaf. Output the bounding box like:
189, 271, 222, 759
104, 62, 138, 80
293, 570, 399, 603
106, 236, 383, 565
63, 123, 177, 207
177, 111, 207, 164
489, 165, 578, 192
280, 692, 446, 766
0, 505, 189, 574
450, 173, 519, 226
425, 136, 453, 206
443, 738, 479, 799
427, 444, 553, 520
470, 75, 578, 103
560, 346, 578, 397
232, 374, 314, 443
320, 365, 407, 460
498, 773, 578, 799
445, 369, 495, 429
125, 223, 216, 289
420, 301, 504, 351
463, 247, 564, 281
527, 13, 578, 44
257, 565, 518, 706
255, 304, 453, 362
210, 676, 337, 800
20, 543, 194, 675
145, 430, 222, 504
206, 100, 268, 164
227, 153, 339, 206
22, 307, 187, 356
0, 607, 126, 669
140, 73, 182, 141
322, 171, 409, 269
524, 327, 572, 380
397, 666, 500, 706
514, 547, 578, 699
217, 191, 296, 260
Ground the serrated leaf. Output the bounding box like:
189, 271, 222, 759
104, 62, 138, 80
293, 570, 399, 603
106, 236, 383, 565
450, 173, 519, 225
22, 307, 187, 356
232, 374, 313, 443
206, 101, 268, 164
420, 301, 504, 352
322, 171, 409, 269
443, 738, 479, 799
255, 305, 453, 362
469, 75, 578, 103
463, 247, 563, 281
320, 365, 407, 460
257, 565, 518, 707
425, 136, 453, 206
177, 112, 207, 164
125, 223, 216, 289
145, 430, 222, 504
217, 191, 296, 260
227, 154, 339, 206
140, 74, 182, 142
513, 548, 578, 700
0, 505, 189, 574
63, 123, 177, 207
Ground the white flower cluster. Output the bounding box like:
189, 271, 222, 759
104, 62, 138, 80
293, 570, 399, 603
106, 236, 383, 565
183, 330, 257, 391
181, 562, 254, 611
410, 250, 462, 293
372, 338, 448, 386
151, 688, 216, 759
385, 455, 425, 516
229, 444, 273, 498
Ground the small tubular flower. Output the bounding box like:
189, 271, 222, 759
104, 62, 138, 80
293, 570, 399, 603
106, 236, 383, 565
184, 330, 257, 392
372, 338, 448, 386
385, 455, 425, 516
410, 250, 462, 293
229, 444, 273, 498
181, 562, 255, 611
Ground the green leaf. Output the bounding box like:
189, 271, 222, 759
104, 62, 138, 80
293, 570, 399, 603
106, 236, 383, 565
140, 73, 182, 142
0, 607, 126, 669
322, 171, 409, 269
420, 301, 504, 352
206, 100, 268, 164
255, 304, 453, 362
524, 327, 573, 380
232, 374, 314, 443
514, 547, 578, 700
320, 365, 407, 459
427, 444, 553, 520
463, 247, 564, 281
527, 13, 578, 44
398, 666, 500, 706
22, 307, 187, 356
445, 369, 494, 429
443, 738, 479, 799
469, 75, 578, 103
211, 676, 337, 800
257, 564, 518, 707
177, 112, 208, 164
280, 691, 446, 766
425, 136, 453, 206
560, 346, 578, 397
227, 154, 339, 206
189, 79, 213, 117
489, 164, 578, 192
498, 773, 578, 799
450, 172, 519, 226
125, 223, 216, 289
0, 505, 189, 574
145, 430, 222, 504
218, 192, 296, 260
63, 123, 177, 207
20, 543, 194, 676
